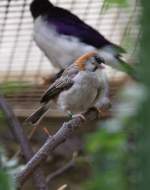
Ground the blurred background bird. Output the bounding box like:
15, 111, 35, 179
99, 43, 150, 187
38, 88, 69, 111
30, 0, 135, 78
26, 52, 109, 125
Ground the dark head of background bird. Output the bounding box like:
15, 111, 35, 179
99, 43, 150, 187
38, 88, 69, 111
74, 51, 104, 72
30, 0, 54, 19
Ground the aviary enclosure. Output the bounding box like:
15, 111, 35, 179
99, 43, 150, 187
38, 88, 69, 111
1, 0, 148, 190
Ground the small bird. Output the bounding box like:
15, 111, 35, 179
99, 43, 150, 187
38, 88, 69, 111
26, 52, 108, 125
30, 0, 135, 77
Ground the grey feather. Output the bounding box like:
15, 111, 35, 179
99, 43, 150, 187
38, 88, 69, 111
41, 76, 74, 103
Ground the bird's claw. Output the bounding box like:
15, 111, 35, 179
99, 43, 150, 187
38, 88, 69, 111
95, 108, 103, 117
72, 113, 86, 121
67, 111, 86, 121
95, 107, 109, 117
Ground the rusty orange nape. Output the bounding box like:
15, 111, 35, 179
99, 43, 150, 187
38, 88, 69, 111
74, 51, 97, 70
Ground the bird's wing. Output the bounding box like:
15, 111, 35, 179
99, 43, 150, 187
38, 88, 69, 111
45, 7, 122, 50
40, 75, 74, 103
51, 69, 65, 83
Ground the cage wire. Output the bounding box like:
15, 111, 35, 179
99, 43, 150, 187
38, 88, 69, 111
0, 0, 140, 117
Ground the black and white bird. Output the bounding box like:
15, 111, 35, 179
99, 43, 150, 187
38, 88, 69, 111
30, 0, 134, 76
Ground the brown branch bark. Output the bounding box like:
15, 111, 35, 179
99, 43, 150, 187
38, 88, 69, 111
16, 108, 99, 186
0, 95, 48, 190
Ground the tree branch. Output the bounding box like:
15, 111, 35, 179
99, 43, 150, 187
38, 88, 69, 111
16, 108, 99, 186
0, 95, 48, 190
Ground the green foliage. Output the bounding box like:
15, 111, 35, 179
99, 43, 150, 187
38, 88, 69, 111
0, 110, 6, 120
0, 147, 25, 190
103, 0, 128, 10
0, 81, 30, 188
0, 170, 15, 190
87, 128, 125, 154
85, 126, 127, 190
105, 0, 127, 6
85, 83, 145, 190
85, 0, 150, 189
122, 35, 137, 55
0, 149, 16, 190
136, 0, 150, 189
0, 81, 31, 96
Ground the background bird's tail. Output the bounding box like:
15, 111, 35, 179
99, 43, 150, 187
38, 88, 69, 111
102, 43, 126, 56
117, 57, 137, 80
100, 44, 137, 80
26, 105, 49, 125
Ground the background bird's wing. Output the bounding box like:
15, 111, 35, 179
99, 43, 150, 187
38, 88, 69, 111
40, 76, 74, 103
46, 7, 124, 51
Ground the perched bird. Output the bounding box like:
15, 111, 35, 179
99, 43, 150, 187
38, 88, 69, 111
30, 0, 135, 77
26, 52, 109, 125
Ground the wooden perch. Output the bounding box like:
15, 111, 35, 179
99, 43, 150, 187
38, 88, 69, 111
0, 95, 48, 190
16, 108, 99, 186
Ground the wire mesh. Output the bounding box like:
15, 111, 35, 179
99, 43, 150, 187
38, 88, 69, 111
0, 0, 140, 116
0, 0, 139, 81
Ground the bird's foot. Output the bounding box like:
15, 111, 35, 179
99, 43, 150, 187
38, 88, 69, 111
67, 111, 86, 121
95, 97, 111, 117
72, 113, 86, 121
67, 111, 73, 119
95, 107, 104, 117
95, 107, 110, 118
96, 97, 111, 110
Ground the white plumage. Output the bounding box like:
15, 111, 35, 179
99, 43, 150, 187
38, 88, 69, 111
34, 17, 95, 69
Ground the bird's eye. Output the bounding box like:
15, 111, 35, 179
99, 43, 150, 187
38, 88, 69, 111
94, 55, 104, 64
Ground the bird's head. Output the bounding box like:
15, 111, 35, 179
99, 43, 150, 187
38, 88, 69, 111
30, 0, 54, 19
74, 52, 105, 72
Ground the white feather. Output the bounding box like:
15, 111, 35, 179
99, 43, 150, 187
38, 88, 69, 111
34, 16, 121, 71
34, 16, 95, 69
98, 50, 122, 70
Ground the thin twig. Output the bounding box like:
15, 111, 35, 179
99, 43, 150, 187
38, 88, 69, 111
16, 108, 99, 186
10, 124, 42, 160
57, 184, 68, 190
46, 152, 77, 183
0, 95, 48, 190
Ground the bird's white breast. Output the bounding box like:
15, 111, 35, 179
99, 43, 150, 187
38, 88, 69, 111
57, 71, 100, 113
34, 17, 95, 69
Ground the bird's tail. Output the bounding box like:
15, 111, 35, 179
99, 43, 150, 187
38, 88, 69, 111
26, 105, 49, 125
100, 44, 137, 80
117, 57, 137, 80
102, 43, 126, 56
